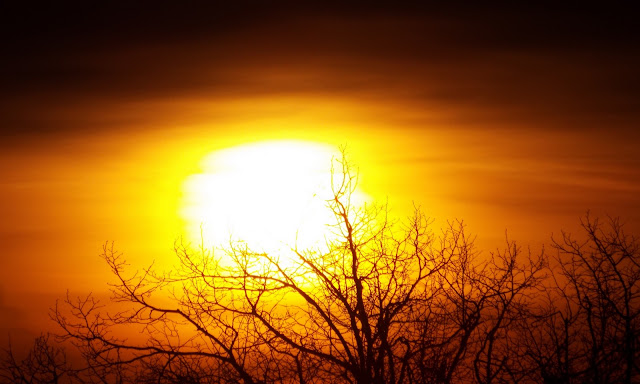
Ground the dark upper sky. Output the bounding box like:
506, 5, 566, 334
1, 2, 639, 142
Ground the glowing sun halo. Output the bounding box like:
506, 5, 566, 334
180, 141, 367, 258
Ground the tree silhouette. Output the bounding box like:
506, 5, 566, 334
0, 333, 70, 384
512, 214, 640, 384
44, 155, 547, 384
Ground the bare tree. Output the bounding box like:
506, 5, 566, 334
0, 333, 70, 384
551, 214, 640, 384
49, 154, 548, 384
470, 240, 546, 384
407, 228, 546, 384
517, 214, 640, 384
516, 286, 580, 384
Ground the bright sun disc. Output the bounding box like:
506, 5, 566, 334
180, 140, 367, 260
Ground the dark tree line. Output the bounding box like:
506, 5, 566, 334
2, 159, 639, 384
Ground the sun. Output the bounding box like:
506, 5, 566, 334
180, 140, 366, 261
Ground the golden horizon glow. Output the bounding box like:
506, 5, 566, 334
180, 140, 369, 263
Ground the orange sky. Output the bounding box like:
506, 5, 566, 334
1, 3, 639, 348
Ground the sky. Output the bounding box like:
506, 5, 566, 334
1, 2, 639, 348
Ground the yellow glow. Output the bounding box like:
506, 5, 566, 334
180, 140, 368, 262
